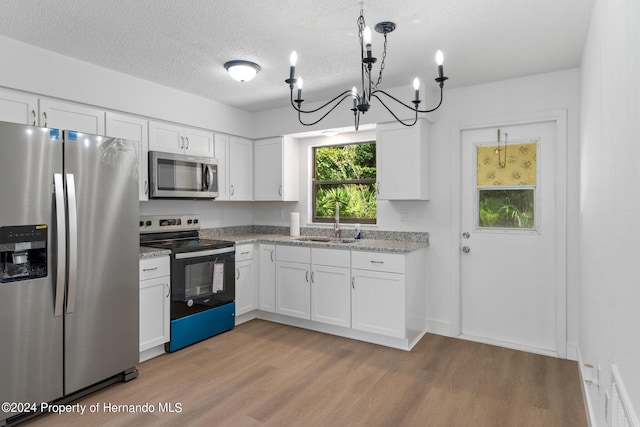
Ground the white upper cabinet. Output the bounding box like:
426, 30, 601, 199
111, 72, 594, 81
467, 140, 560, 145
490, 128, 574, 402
376, 118, 429, 200
39, 99, 106, 135
229, 136, 253, 201
214, 133, 253, 201
148, 120, 213, 157
253, 136, 299, 201
105, 112, 150, 201
0, 88, 38, 125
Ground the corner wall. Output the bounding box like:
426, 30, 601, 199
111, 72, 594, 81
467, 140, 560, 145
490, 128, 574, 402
579, 0, 640, 423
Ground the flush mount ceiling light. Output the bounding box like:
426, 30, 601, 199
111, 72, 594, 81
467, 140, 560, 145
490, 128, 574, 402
285, 2, 449, 130
224, 60, 261, 82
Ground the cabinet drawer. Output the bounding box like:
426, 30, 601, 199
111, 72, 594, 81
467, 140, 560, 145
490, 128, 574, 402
312, 248, 350, 268
276, 245, 311, 264
351, 251, 405, 274
140, 256, 170, 281
235, 244, 254, 261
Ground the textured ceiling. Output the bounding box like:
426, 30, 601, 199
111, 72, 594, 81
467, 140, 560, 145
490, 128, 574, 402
0, 0, 594, 112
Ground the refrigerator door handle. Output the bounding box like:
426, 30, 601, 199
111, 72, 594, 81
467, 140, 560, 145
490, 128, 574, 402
54, 173, 66, 317
66, 173, 78, 314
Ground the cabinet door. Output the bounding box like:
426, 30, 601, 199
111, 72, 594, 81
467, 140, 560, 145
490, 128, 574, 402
0, 88, 38, 125
276, 261, 310, 319
148, 121, 185, 154
229, 136, 253, 200
258, 244, 276, 312
183, 127, 213, 157
376, 119, 428, 200
254, 137, 283, 200
106, 112, 149, 201
311, 265, 351, 328
139, 276, 170, 351
351, 269, 405, 338
214, 133, 230, 200
235, 259, 255, 316
39, 99, 105, 135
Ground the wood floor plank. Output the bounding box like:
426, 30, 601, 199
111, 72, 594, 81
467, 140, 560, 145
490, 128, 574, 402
21, 320, 587, 427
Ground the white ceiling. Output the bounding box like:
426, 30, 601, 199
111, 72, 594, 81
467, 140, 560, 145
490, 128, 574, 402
0, 0, 594, 112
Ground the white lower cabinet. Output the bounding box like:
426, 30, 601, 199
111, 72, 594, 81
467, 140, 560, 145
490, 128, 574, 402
310, 248, 351, 328
276, 246, 311, 319
259, 244, 425, 349
351, 251, 406, 339
139, 256, 170, 362
235, 244, 256, 316
258, 244, 276, 312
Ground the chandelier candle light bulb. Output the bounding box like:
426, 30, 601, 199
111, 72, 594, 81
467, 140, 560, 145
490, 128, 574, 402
413, 77, 420, 102
296, 77, 304, 101
289, 51, 297, 81
436, 50, 444, 78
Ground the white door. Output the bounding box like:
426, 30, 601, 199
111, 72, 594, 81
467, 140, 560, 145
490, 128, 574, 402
460, 120, 565, 356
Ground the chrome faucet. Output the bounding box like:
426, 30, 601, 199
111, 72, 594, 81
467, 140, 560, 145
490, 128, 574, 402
334, 203, 341, 238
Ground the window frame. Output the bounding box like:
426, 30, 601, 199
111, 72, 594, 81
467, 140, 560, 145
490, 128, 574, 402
311, 141, 377, 224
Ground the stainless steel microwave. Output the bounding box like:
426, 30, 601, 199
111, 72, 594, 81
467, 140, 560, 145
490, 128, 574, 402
149, 151, 218, 199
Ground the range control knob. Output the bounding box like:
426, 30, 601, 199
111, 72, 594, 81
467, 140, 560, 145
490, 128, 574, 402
187, 219, 193, 224
194, 219, 199, 224
145, 221, 152, 226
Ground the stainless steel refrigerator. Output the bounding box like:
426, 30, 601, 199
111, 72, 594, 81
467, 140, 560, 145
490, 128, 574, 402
0, 121, 139, 425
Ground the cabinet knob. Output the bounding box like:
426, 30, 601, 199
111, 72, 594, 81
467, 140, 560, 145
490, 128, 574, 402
462, 246, 471, 254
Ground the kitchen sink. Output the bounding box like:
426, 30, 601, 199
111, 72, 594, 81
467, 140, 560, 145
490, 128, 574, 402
293, 236, 357, 244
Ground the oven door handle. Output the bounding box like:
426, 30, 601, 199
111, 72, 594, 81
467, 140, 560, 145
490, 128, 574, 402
174, 247, 235, 259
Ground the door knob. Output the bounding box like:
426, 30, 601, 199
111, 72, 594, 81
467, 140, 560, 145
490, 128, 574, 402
462, 232, 470, 239
462, 246, 471, 254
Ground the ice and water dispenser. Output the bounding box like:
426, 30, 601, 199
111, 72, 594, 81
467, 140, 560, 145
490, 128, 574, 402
0, 225, 48, 283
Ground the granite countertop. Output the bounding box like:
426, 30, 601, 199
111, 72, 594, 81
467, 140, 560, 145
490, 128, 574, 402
206, 233, 428, 254
139, 246, 171, 259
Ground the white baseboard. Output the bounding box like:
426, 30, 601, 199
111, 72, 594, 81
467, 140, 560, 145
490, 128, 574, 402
425, 319, 452, 336
576, 347, 598, 427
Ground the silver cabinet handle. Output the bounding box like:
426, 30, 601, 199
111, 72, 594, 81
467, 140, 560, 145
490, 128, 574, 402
462, 246, 471, 254
142, 267, 158, 272
185, 137, 190, 150
230, 184, 235, 196
351, 276, 355, 289
278, 185, 282, 196
311, 271, 315, 283
165, 283, 170, 298
236, 268, 240, 280
66, 173, 78, 314
240, 251, 250, 255
42, 111, 48, 127
462, 232, 470, 239
376, 182, 380, 194
144, 180, 149, 195
31, 109, 37, 126
270, 250, 274, 262
305, 270, 309, 282
370, 260, 384, 264
180, 136, 185, 149
53, 174, 66, 317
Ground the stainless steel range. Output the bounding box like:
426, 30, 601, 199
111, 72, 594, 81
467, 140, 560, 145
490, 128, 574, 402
140, 215, 236, 352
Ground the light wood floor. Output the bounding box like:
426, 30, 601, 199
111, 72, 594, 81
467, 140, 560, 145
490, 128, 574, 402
23, 320, 587, 427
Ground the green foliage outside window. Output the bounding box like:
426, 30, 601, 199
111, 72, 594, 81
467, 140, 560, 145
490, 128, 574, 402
478, 189, 535, 228
313, 142, 376, 223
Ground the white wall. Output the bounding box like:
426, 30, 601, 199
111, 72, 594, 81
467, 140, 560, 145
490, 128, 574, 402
0, 35, 254, 137
255, 69, 582, 349
426, 69, 582, 347
579, 0, 640, 423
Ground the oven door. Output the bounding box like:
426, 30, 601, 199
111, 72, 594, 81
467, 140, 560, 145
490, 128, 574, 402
149, 151, 218, 199
170, 247, 235, 320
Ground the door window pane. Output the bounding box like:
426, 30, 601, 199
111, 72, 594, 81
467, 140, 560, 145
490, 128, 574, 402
478, 189, 535, 228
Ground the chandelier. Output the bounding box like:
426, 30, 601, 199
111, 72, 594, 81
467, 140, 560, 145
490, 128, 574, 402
284, 3, 449, 131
